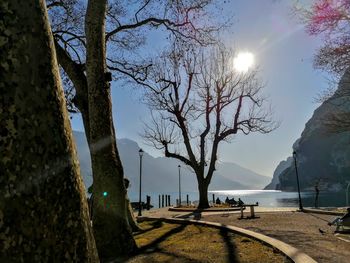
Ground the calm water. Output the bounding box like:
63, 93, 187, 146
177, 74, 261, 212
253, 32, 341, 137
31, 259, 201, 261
129, 190, 348, 208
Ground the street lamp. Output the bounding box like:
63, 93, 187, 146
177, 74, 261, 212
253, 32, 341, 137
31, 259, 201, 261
293, 151, 303, 210
138, 148, 144, 216
178, 165, 181, 207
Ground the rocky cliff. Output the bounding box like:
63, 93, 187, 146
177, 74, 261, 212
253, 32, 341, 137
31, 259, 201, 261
264, 157, 293, 190
268, 69, 350, 191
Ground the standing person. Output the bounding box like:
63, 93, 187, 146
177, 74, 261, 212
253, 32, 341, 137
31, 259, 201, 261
124, 178, 141, 232
314, 181, 320, 208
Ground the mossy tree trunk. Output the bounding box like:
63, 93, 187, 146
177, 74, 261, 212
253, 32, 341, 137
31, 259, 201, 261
0, 0, 99, 262
85, 0, 137, 260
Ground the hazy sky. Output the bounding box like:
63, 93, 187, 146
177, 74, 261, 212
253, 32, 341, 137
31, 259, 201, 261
71, 0, 330, 177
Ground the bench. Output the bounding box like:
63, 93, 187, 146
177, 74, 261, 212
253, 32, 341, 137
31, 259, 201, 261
239, 203, 259, 219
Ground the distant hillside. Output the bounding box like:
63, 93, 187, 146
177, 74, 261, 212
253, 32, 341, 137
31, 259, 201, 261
269, 69, 350, 191
73, 131, 270, 194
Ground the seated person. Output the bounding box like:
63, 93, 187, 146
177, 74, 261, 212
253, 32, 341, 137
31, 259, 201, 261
229, 197, 237, 206
238, 198, 244, 206
225, 196, 230, 204
328, 208, 350, 227
215, 197, 221, 205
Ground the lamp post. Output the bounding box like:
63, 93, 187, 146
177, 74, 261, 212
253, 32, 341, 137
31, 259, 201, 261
178, 165, 181, 207
138, 148, 144, 216
293, 151, 303, 210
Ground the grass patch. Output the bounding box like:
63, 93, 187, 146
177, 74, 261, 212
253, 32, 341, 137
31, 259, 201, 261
125, 220, 292, 263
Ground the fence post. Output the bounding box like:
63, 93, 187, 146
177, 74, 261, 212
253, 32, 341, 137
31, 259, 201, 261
158, 195, 161, 208
162, 194, 164, 207
168, 195, 171, 206
186, 194, 189, 206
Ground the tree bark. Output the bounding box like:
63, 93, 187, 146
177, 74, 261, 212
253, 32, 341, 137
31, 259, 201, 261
54, 41, 91, 145
54, 41, 140, 233
197, 178, 210, 208
0, 0, 99, 261
85, 0, 136, 259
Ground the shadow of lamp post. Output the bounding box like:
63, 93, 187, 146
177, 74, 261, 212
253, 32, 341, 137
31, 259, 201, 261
178, 164, 181, 207
138, 148, 144, 216
293, 151, 303, 210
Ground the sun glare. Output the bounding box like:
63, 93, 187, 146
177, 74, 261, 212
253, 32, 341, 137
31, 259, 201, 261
233, 52, 255, 72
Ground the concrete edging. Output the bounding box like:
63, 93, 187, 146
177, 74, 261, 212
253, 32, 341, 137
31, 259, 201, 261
302, 208, 343, 216
140, 216, 317, 263
168, 206, 243, 212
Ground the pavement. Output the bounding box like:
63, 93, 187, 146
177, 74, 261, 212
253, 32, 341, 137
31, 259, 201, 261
139, 206, 299, 218
137, 206, 350, 263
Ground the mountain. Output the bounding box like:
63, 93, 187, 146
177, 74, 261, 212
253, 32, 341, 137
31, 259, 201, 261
268, 69, 350, 191
264, 157, 293, 190
216, 162, 271, 189
72, 131, 270, 194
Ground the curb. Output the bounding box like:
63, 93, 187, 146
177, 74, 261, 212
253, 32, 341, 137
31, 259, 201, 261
168, 207, 243, 212
302, 208, 343, 216
139, 216, 317, 263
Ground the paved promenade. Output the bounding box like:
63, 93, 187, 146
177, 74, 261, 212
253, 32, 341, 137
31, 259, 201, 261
139, 207, 350, 263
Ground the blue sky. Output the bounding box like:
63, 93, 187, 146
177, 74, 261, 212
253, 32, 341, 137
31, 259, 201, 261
71, 0, 329, 177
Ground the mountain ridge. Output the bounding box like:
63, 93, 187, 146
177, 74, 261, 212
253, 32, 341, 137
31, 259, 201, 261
73, 131, 271, 194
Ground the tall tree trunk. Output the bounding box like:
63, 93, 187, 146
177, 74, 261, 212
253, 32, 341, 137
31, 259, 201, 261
55, 42, 140, 232
197, 178, 210, 209
0, 0, 99, 261
85, 0, 136, 259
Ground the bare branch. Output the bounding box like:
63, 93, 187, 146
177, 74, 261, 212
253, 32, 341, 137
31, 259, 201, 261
142, 44, 277, 187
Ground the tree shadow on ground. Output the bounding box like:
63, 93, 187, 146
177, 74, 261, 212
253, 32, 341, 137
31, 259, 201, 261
176, 210, 202, 220
134, 223, 187, 254
121, 222, 241, 263
219, 228, 239, 262
133, 220, 164, 236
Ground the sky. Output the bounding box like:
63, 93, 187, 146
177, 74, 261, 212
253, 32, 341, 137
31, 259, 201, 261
71, 0, 330, 178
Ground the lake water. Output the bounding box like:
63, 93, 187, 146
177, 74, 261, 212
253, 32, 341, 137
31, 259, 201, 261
128, 190, 348, 208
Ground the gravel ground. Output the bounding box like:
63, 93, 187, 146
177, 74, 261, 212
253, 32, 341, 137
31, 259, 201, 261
201, 211, 350, 263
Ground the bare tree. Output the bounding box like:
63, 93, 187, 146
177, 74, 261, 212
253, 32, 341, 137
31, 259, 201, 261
45, 0, 227, 258
142, 46, 277, 208
295, 1, 350, 134
0, 0, 98, 261
294, 0, 350, 76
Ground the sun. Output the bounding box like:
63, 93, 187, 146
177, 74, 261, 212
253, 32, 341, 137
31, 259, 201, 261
233, 52, 255, 73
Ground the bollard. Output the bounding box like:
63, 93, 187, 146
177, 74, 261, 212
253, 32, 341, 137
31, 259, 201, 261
212, 194, 215, 205
146, 195, 151, 210
186, 194, 189, 206
162, 194, 164, 207
168, 195, 171, 206
166, 195, 168, 206
158, 195, 161, 208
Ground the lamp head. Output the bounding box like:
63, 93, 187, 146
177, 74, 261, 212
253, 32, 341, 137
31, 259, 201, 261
178, 164, 181, 168
293, 151, 296, 157
139, 148, 144, 157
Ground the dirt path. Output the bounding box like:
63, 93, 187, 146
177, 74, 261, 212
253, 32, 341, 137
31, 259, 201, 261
201, 212, 350, 263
